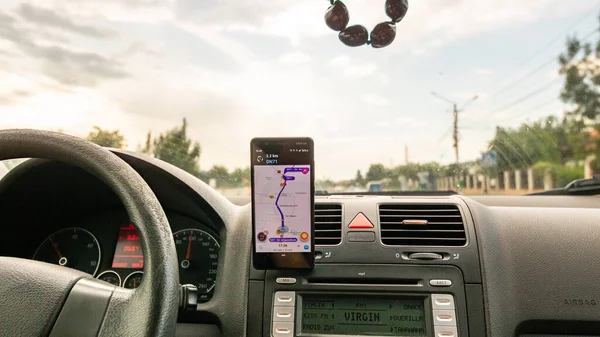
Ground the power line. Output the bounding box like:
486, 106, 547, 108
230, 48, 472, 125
462, 28, 598, 128
499, 98, 561, 123
489, 78, 560, 115
436, 126, 453, 144
486, 28, 599, 101
512, 3, 600, 69
479, 28, 599, 120
479, 3, 600, 99
462, 97, 562, 130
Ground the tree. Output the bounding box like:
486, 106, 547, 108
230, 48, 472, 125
316, 178, 336, 190
354, 170, 364, 186
230, 167, 250, 186
366, 163, 386, 181
559, 28, 600, 120
559, 25, 600, 168
488, 116, 574, 172
207, 165, 230, 187
86, 126, 125, 148
142, 119, 201, 176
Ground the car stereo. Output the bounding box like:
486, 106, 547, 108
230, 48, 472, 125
263, 264, 467, 337
272, 291, 458, 337
299, 294, 427, 335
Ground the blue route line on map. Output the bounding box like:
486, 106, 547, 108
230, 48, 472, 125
274, 166, 309, 229
275, 178, 287, 228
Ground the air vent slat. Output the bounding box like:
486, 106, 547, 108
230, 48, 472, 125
386, 229, 464, 233
380, 209, 460, 212
380, 222, 464, 226
379, 204, 466, 246
383, 237, 465, 241
315, 203, 342, 245
379, 214, 461, 218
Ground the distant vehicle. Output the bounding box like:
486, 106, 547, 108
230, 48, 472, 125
366, 181, 384, 193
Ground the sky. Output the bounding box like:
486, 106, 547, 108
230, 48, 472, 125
0, 0, 599, 180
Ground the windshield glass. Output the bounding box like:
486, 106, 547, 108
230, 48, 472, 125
2, 0, 599, 195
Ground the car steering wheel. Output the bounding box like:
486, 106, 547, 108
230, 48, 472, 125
0, 130, 179, 337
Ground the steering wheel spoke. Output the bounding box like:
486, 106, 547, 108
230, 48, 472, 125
49, 278, 116, 337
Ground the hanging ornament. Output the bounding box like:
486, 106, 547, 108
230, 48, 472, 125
324, 0, 408, 49
325, 1, 349, 31
339, 25, 369, 47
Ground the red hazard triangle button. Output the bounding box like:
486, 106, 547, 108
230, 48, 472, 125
348, 212, 374, 229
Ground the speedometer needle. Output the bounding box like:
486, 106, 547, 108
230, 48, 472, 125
50, 238, 63, 258
185, 232, 192, 260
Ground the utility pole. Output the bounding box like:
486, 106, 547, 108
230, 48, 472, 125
452, 103, 458, 163
431, 92, 478, 163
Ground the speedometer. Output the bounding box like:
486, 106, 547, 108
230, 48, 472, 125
173, 229, 220, 302
33, 227, 101, 276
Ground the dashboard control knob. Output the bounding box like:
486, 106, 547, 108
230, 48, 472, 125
179, 284, 198, 311
408, 252, 443, 260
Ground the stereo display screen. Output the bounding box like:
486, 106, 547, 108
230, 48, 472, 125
300, 295, 426, 336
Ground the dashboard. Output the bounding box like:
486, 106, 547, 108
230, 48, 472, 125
30, 211, 219, 301
2, 149, 600, 337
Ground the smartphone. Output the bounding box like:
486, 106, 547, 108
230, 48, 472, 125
251, 137, 315, 270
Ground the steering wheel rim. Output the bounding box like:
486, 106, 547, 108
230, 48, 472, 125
0, 129, 179, 337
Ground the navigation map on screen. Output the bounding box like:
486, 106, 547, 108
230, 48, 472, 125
253, 165, 311, 253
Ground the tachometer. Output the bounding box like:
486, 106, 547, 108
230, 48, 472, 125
97, 270, 121, 286
124, 271, 143, 289
33, 227, 101, 276
173, 229, 220, 302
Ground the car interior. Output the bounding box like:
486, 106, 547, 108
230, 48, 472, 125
2, 130, 600, 337
3, 1, 600, 337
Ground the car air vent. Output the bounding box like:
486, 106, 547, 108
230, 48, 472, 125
314, 203, 342, 245
379, 204, 466, 246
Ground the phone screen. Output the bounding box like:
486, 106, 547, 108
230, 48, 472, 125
251, 138, 314, 269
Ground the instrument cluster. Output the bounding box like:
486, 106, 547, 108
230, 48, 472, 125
31, 210, 220, 303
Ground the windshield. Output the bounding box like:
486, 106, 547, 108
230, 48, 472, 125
2, 0, 600, 196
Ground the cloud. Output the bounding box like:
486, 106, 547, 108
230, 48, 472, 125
0, 90, 34, 106
278, 52, 311, 65
330, 56, 351, 67
170, 0, 596, 52
174, 0, 327, 43
395, 116, 428, 129
0, 10, 128, 87
473, 67, 494, 75
362, 93, 389, 107
0, 0, 592, 180
26, 0, 174, 23
345, 63, 377, 78
330, 56, 378, 79
17, 4, 114, 38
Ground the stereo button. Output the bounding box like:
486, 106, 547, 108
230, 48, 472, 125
276, 278, 297, 285
434, 326, 458, 337
274, 291, 296, 306
273, 322, 294, 337
431, 294, 455, 310
433, 310, 456, 326
430, 279, 452, 287
273, 307, 295, 322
